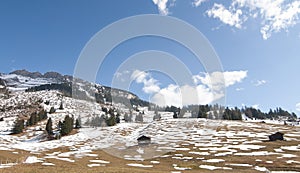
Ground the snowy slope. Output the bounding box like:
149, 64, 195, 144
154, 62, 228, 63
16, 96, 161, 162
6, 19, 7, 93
0, 73, 59, 91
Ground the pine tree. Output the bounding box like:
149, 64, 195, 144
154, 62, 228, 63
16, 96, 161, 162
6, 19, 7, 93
153, 110, 161, 120
60, 115, 74, 136
38, 109, 48, 120
135, 112, 143, 122
173, 111, 178, 118
106, 114, 116, 126
116, 113, 120, 124
59, 101, 64, 110
49, 107, 56, 114
124, 112, 133, 123
12, 119, 24, 134
75, 116, 81, 129
27, 112, 37, 126
45, 118, 53, 135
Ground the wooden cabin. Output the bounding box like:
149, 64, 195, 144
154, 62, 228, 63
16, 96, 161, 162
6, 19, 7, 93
269, 132, 284, 141
137, 135, 151, 145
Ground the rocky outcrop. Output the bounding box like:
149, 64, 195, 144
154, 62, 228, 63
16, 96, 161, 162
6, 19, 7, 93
10, 69, 43, 79
0, 78, 7, 93
10, 70, 70, 82
44, 72, 63, 80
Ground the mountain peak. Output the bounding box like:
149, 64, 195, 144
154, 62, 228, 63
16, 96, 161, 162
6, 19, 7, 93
8, 69, 70, 80
10, 69, 43, 79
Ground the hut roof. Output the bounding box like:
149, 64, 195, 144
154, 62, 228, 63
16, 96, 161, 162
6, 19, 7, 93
137, 135, 151, 141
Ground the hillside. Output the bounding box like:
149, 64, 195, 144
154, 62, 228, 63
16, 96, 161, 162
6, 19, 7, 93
0, 70, 300, 172
0, 70, 150, 108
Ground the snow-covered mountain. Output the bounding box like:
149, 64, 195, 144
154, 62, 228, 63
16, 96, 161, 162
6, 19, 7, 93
0, 69, 148, 107
0, 70, 70, 91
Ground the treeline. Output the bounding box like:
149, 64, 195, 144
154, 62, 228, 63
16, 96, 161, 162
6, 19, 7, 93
85, 107, 121, 127
11, 110, 82, 139
243, 107, 297, 120
26, 82, 151, 108
49, 115, 81, 139
26, 83, 73, 97
26, 110, 48, 126
166, 104, 225, 119
164, 104, 297, 121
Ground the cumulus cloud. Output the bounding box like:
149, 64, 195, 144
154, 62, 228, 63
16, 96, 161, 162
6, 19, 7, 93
207, 3, 245, 29
152, 0, 170, 15
193, 71, 248, 88
236, 0, 300, 39
150, 84, 226, 107
150, 0, 300, 39
205, 0, 300, 39
254, 80, 267, 86
131, 70, 160, 94
132, 70, 247, 107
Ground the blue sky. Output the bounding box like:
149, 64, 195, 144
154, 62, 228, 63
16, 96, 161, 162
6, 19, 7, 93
0, 0, 300, 113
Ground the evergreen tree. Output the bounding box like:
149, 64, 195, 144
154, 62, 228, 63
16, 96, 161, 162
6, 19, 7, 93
106, 114, 116, 126
60, 115, 74, 136
27, 112, 37, 126
135, 112, 143, 122
116, 113, 120, 124
75, 116, 81, 129
49, 107, 56, 114
173, 111, 178, 118
12, 119, 24, 134
38, 109, 48, 120
57, 121, 63, 130
129, 113, 133, 123
124, 113, 130, 122
59, 101, 64, 110
45, 118, 53, 135
222, 107, 242, 120
102, 107, 108, 114
153, 110, 161, 120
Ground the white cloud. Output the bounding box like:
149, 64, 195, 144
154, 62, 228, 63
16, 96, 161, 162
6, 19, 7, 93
150, 70, 247, 107
205, 0, 300, 39
152, 0, 170, 15
296, 103, 300, 112
254, 79, 267, 86
193, 0, 208, 7
206, 3, 245, 28
132, 70, 247, 107
151, 0, 300, 39
150, 84, 224, 107
237, 0, 300, 40
131, 70, 160, 94
193, 71, 248, 89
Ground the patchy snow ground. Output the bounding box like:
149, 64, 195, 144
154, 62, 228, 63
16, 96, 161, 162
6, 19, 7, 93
0, 90, 300, 172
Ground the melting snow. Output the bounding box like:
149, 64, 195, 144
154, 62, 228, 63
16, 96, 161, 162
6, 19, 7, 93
24, 156, 43, 164
127, 163, 153, 168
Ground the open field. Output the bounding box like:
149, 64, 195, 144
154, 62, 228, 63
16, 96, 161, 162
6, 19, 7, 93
1, 118, 300, 173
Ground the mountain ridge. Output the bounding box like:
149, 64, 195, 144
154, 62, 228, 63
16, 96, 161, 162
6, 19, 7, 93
0, 69, 150, 108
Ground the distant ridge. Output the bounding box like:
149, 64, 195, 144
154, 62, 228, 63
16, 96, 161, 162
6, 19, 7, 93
1, 69, 151, 108
9, 69, 72, 81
